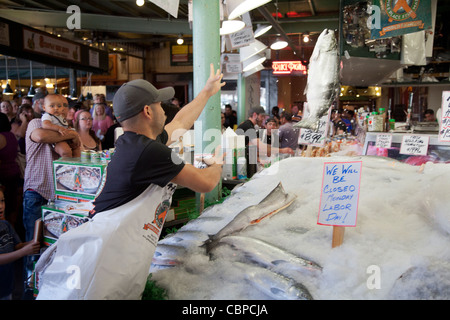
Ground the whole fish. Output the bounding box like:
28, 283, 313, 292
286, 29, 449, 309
294, 28, 339, 132
235, 262, 313, 300
214, 235, 322, 273
204, 183, 296, 252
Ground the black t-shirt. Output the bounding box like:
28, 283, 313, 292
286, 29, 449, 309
91, 130, 185, 216
236, 119, 257, 146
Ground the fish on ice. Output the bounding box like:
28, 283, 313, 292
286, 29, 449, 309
212, 235, 322, 273
204, 182, 296, 252
235, 262, 313, 300
294, 28, 340, 132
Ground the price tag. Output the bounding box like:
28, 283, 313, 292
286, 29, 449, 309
318, 161, 362, 227
298, 115, 330, 146
439, 91, 450, 142
375, 133, 392, 149
399, 135, 429, 156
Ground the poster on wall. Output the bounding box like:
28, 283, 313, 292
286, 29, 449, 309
370, 0, 432, 39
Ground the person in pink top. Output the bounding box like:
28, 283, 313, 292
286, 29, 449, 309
92, 103, 113, 139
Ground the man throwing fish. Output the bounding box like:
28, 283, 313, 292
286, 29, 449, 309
35, 64, 225, 300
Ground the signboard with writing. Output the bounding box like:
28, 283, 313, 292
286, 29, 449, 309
318, 161, 362, 227
170, 44, 193, 66
439, 91, 450, 142
298, 114, 330, 146
23, 28, 81, 62
399, 135, 429, 155
272, 61, 307, 75
371, 0, 432, 39
229, 27, 254, 49
375, 133, 392, 149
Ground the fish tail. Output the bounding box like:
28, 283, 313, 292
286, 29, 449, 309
201, 236, 217, 254
293, 117, 320, 131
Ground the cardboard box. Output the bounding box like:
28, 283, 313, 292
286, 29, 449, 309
41, 204, 89, 245
53, 158, 107, 201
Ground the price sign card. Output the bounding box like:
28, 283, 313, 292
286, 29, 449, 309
298, 114, 330, 146
399, 135, 429, 156
439, 91, 450, 142
318, 161, 362, 227
375, 134, 392, 149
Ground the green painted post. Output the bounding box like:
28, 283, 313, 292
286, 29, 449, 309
192, 0, 221, 208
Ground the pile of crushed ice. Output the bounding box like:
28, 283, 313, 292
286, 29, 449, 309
150, 156, 450, 300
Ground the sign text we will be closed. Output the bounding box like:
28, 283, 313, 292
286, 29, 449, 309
318, 161, 362, 227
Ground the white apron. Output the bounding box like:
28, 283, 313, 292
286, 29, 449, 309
35, 182, 177, 300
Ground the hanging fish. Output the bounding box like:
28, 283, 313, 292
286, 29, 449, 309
294, 28, 340, 132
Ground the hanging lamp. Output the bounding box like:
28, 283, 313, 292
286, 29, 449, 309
3, 56, 13, 95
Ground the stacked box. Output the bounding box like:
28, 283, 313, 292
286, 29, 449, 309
41, 204, 90, 246
41, 158, 108, 245
53, 158, 107, 201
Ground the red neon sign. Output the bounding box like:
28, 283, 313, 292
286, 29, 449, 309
272, 61, 307, 75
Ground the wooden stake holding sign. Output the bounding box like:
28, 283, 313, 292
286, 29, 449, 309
317, 161, 363, 248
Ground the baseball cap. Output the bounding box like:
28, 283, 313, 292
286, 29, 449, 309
248, 106, 268, 117
113, 79, 175, 122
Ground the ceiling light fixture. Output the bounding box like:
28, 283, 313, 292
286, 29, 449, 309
226, 0, 272, 20
136, 0, 145, 7
242, 54, 266, 73
239, 39, 267, 62
28, 61, 35, 97
3, 56, 13, 95
220, 19, 245, 35
303, 33, 310, 43
270, 37, 288, 50
243, 63, 264, 77
254, 24, 272, 38
177, 34, 184, 45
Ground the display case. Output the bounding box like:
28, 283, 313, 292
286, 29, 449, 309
363, 132, 450, 165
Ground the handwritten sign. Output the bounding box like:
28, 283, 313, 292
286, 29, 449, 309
399, 135, 429, 155
318, 161, 362, 227
375, 133, 392, 149
298, 115, 329, 146
439, 91, 450, 142
229, 26, 255, 49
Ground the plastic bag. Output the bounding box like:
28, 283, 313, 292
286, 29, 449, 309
35, 182, 176, 300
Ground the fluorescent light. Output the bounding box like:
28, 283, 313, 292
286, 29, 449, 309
254, 24, 272, 38
242, 54, 266, 72
220, 19, 245, 35
270, 38, 288, 50
227, 0, 272, 20
239, 39, 267, 62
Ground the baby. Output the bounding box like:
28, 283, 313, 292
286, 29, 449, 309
41, 94, 80, 158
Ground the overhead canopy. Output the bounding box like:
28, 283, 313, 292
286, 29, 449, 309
0, 17, 109, 74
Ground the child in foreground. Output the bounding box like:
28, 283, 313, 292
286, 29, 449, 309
0, 187, 40, 300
